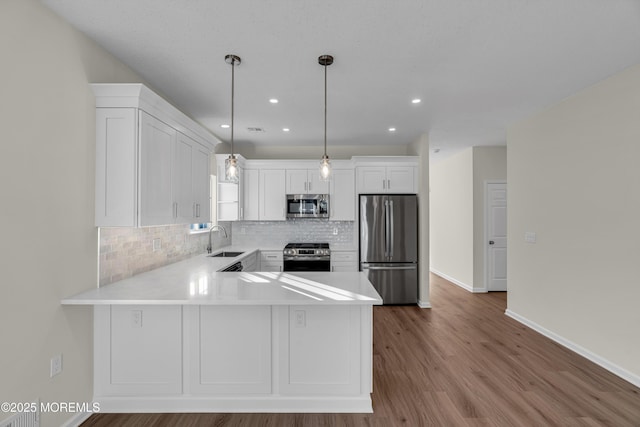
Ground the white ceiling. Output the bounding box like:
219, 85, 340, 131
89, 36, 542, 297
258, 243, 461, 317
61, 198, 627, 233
42, 0, 640, 160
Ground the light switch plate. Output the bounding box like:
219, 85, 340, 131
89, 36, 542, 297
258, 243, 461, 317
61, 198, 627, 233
525, 232, 537, 243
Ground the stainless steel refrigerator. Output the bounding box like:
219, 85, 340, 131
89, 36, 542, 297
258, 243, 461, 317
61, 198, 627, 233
359, 194, 418, 304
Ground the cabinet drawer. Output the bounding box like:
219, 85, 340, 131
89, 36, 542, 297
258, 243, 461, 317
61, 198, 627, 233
260, 251, 283, 262
331, 251, 357, 262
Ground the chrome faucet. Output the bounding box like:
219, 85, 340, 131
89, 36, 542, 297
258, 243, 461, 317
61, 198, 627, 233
207, 225, 228, 254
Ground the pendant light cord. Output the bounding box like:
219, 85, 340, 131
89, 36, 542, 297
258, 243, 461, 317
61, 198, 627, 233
323, 62, 327, 157
231, 57, 235, 156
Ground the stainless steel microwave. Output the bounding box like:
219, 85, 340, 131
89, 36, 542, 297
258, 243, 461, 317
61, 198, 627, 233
286, 194, 329, 219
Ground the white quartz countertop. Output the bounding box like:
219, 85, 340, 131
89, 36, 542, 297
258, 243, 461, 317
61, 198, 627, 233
62, 249, 382, 306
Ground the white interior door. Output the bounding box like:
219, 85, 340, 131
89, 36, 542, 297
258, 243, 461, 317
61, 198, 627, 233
486, 182, 507, 291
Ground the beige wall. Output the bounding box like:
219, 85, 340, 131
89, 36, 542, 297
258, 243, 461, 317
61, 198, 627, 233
429, 148, 474, 287
507, 64, 640, 382
0, 1, 148, 425
472, 146, 507, 290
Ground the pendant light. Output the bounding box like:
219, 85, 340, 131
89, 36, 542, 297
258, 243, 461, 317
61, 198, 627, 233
318, 54, 333, 181
224, 54, 241, 183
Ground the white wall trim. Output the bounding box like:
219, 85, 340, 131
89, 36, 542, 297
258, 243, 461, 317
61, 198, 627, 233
417, 299, 431, 308
61, 411, 92, 427
430, 268, 485, 293
93, 396, 372, 413
505, 309, 640, 389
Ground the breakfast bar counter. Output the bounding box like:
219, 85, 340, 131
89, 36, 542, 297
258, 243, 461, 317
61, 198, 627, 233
62, 252, 382, 413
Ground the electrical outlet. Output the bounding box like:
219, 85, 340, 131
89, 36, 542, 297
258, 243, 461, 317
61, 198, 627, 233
50, 354, 62, 377
333, 227, 338, 235
294, 310, 306, 328
131, 310, 143, 327
153, 238, 161, 251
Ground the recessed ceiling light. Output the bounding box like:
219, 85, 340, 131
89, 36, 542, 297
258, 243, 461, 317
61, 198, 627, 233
412, 98, 421, 104
269, 98, 279, 104
220, 124, 230, 128
282, 128, 290, 132
388, 127, 396, 132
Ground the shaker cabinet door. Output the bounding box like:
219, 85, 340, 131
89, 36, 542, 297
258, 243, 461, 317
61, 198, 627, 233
139, 111, 176, 226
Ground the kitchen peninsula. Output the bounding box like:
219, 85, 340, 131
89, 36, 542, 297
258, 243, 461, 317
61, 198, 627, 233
62, 250, 382, 413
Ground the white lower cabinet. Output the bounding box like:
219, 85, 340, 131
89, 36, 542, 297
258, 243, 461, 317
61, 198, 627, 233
331, 250, 358, 272
94, 305, 183, 396
278, 305, 361, 395
94, 303, 373, 412
260, 250, 283, 272
186, 306, 271, 394
240, 251, 259, 272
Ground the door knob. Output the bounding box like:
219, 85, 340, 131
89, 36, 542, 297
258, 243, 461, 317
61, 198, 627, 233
489, 240, 495, 245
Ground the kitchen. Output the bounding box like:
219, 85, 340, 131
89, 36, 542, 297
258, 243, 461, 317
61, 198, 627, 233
3, 1, 640, 426
59, 82, 424, 412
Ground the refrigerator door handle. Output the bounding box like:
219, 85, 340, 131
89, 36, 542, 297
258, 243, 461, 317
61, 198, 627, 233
389, 200, 394, 259
384, 199, 390, 257
362, 264, 417, 271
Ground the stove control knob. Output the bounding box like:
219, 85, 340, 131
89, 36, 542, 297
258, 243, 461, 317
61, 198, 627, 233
284, 249, 295, 256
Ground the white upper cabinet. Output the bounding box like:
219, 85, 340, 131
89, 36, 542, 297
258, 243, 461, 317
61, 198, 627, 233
356, 164, 417, 194
286, 169, 329, 194
175, 132, 210, 224
139, 111, 176, 226
93, 84, 218, 227
329, 169, 355, 221
192, 141, 211, 222
243, 169, 260, 221
94, 107, 138, 226
260, 169, 286, 220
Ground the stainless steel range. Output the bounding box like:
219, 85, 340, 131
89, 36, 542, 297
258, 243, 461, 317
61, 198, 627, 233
283, 243, 331, 272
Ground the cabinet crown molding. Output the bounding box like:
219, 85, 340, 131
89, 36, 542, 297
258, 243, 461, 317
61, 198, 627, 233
91, 83, 220, 151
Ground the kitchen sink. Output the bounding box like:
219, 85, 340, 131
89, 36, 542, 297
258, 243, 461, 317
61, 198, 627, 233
208, 251, 244, 258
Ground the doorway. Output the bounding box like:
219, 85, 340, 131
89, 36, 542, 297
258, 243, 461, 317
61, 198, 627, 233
485, 181, 507, 291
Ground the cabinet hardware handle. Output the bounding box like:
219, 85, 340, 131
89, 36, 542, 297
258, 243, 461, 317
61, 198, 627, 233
308, 181, 311, 191
240, 207, 244, 220
173, 202, 178, 218
388, 179, 391, 189
196, 203, 200, 217
382, 179, 386, 190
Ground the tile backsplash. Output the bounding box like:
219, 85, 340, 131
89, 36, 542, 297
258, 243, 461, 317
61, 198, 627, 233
231, 220, 356, 248
99, 222, 232, 286
99, 220, 355, 286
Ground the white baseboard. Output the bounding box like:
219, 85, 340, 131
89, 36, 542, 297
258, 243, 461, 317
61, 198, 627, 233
505, 309, 640, 389
94, 396, 372, 413
61, 411, 92, 427
417, 299, 431, 308
430, 268, 486, 293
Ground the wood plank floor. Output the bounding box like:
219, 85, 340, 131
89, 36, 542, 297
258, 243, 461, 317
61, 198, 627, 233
81, 273, 640, 426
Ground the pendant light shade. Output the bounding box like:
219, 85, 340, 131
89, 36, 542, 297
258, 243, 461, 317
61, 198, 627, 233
225, 54, 241, 183
318, 54, 333, 181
